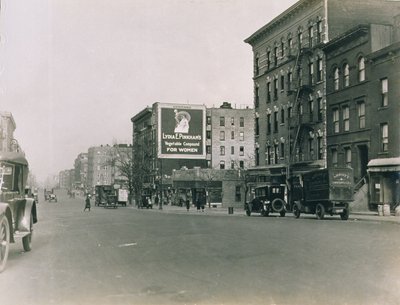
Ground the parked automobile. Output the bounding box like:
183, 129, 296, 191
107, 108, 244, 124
48, 193, 57, 202
245, 184, 286, 217
289, 168, 354, 220
0, 152, 37, 272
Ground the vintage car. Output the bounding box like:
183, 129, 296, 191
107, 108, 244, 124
48, 193, 58, 202
0, 152, 37, 272
245, 184, 287, 217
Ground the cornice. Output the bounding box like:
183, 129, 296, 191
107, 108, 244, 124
244, 0, 321, 46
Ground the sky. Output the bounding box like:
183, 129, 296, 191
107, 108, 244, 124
0, 0, 297, 184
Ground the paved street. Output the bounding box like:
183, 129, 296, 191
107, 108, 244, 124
1, 190, 399, 305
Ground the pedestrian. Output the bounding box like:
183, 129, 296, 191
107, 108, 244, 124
186, 199, 190, 211
84, 194, 91, 211
154, 194, 159, 207
196, 197, 201, 212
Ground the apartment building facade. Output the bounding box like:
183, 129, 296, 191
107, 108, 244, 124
323, 24, 400, 211
244, 0, 400, 185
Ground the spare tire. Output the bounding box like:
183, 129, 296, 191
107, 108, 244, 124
271, 198, 285, 213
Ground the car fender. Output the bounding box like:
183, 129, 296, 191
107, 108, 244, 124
0, 203, 14, 242
15, 198, 37, 233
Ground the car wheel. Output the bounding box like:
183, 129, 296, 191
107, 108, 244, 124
340, 208, 349, 220
22, 214, 33, 252
271, 198, 285, 213
280, 211, 286, 217
316, 203, 325, 220
293, 204, 300, 219
0, 215, 10, 272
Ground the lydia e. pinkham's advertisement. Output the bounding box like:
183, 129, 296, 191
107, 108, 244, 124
158, 104, 206, 159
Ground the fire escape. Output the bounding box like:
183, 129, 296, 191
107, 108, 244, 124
286, 45, 315, 178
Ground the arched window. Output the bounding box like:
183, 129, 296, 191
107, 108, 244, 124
334, 67, 339, 91
343, 64, 350, 87
358, 57, 365, 82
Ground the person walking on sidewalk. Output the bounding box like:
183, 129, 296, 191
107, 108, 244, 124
186, 198, 190, 212
84, 194, 91, 211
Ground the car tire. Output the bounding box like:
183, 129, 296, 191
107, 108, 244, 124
293, 204, 300, 219
316, 203, 325, 220
0, 215, 10, 272
22, 214, 33, 252
271, 198, 285, 213
340, 208, 349, 220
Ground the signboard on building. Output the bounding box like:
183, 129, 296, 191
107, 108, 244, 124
157, 103, 206, 159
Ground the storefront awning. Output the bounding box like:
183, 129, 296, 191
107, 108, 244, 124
367, 157, 400, 172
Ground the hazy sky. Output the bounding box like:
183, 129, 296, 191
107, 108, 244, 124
0, 0, 297, 183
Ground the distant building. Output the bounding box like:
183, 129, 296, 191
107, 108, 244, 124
74, 153, 88, 190
131, 102, 254, 205
206, 102, 255, 170
87, 145, 114, 188
59, 169, 74, 190
0, 112, 17, 152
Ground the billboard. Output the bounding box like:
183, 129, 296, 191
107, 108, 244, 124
157, 103, 206, 159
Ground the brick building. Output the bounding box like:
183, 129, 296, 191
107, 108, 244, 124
74, 153, 88, 190
0, 112, 17, 152
323, 23, 400, 211
244, 0, 400, 188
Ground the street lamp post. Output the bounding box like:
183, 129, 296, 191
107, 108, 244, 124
159, 158, 163, 210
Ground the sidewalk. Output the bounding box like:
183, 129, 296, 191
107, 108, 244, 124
132, 204, 400, 223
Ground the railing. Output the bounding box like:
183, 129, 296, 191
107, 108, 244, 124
354, 175, 368, 192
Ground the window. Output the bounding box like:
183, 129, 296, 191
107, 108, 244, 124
231, 146, 234, 154
274, 47, 278, 66
255, 86, 259, 107
255, 56, 259, 75
255, 118, 259, 136
266, 146, 271, 165
206, 116, 211, 125
220, 131, 225, 141
381, 123, 388, 151
344, 64, 350, 87
267, 51, 271, 70
308, 26, 313, 48
220, 146, 225, 156
317, 98, 323, 121
309, 138, 314, 156
231, 117, 235, 126
280, 143, 285, 158
317, 137, 323, 160
235, 186, 241, 201
219, 116, 225, 126
206, 130, 211, 139
239, 146, 244, 156
280, 109, 285, 124
358, 102, 365, 129
345, 147, 352, 167
274, 145, 279, 164
206, 146, 211, 154
332, 149, 338, 167
343, 106, 350, 131
308, 61, 314, 85
267, 82, 272, 102
358, 57, 365, 82
317, 57, 323, 82
333, 109, 339, 133
220, 161, 225, 169
381, 78, 388, 107
309, 98, 314, 122
317, 20, 323, 43
239, 160, 244, 169
288, 71, 293, 91
267, 114, 271, 134
280, 75, 285, 91
281, 41, 285, 57
239, 131, 244, 141
274, 78, 278, 100
240, 117, 244, 127
273, 112, 278, 132
288, 107, 292, 119
334, 67, 339, 90
288, 37, 293, 55
231, 131, 235, 140
298, 31, 303, 48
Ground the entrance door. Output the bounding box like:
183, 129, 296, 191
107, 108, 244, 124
358, 145, 369, 180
